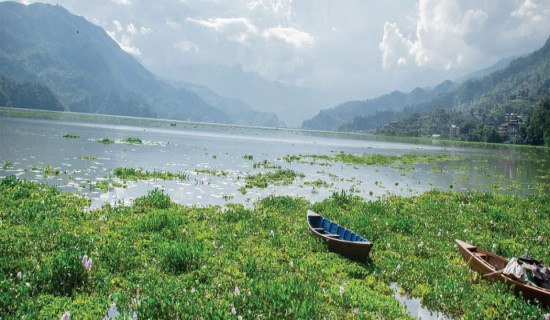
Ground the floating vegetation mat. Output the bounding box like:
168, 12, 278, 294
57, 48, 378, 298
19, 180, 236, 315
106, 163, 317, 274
112, 167, 187, 181
1, 176, 550, 319
284, 153, 462, 167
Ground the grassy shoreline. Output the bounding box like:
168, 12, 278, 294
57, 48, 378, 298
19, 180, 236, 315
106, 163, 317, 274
1, 176, 549, 319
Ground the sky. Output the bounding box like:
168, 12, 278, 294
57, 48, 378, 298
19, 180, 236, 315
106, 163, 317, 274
4, 0, 550, 101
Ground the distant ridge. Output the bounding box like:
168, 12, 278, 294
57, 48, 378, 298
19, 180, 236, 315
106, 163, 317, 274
303, 35, 550, 134
301, 80, 458, 131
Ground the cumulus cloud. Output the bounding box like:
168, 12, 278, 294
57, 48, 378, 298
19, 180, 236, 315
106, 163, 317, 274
187, 17, 259, 44
106, 20, 150, 56
262, 26, 313, 48
112, 0, 132, 5
246, 0, 293, 21
166, 17, 182, 30
380, 0, 488, 71
174, 40, 199, 53
510, 0, 550, 37
187, 16, 312, 48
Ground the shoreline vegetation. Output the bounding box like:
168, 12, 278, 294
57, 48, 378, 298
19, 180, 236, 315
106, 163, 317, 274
1, 176, 549, 319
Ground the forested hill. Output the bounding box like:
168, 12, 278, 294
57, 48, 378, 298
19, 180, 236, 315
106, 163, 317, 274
372, 36, 550, 145
301, 80, 458, 131
0, 75, 63, 111
0, 2, 285, 126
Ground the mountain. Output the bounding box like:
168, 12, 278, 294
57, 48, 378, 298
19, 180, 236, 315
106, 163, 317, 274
301, 80, 459, 130
0, 2, 284, 126
455, 56, 517, 83
310, 36, 550, 135
0, 75, 63, 110
177, 82, 286, 127
374, 36, 550, 141
161, 64, 341, 127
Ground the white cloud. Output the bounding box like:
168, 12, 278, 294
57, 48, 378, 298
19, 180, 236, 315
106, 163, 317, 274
112, 0, 132, 5
166, 18, 182, 30
174, 40, 199, 53
262, 26, 313, 48
187, 17, 258, 33
112, 19, 123, 33
106, 20, 150, 56
379, 0, 488, 71
510, 0, 550, 37
140, 26, 152, 34
126, 23, 136, 34
187, 17, 258, 44
379, 22, 413, 69
246, 0, 293, 21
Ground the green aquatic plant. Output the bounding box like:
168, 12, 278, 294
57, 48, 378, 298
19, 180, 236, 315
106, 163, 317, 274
96, 138, 114, 145
194, 169, 229, 177
285, 153, 462, 167
2, 161, 12, 169
113, 167, 187, 181
62, 134, 79, 139
243, 169, 305, 189
1, 177, 550, 319
253, 159, 281, 169
76, 155, 97, 160
123, 137, 142, 144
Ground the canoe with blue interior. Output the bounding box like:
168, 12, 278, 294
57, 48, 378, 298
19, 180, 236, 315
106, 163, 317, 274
307, 210, 373, 262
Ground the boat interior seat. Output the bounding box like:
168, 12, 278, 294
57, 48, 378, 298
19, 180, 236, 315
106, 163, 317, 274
325, 233, 340, 238
322, 219, 332, 231
475, 252, 488, 260
313, 216, 324, 228
329, 222, 338, 234
343, 230, 352, 241
337, 226, 346, 238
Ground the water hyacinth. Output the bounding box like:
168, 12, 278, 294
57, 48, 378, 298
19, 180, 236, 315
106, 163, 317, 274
231, 307, 237, 315
270, 230, 275, 237
3, 175, 550, 319
17, 271, 21, 278
60, 311, 70, 320
82, 255, 92, 271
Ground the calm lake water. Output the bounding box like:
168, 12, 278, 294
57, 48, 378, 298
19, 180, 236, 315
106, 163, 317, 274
1, 113, 549, 210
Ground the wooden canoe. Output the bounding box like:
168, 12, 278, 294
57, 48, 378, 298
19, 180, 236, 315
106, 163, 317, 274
307, 210, 372, 262
456, 239, 550, 306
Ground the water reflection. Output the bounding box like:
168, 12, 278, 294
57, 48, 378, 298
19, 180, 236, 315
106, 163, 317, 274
391, 283, 450, 320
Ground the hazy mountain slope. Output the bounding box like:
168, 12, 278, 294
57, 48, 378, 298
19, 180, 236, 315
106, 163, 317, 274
455, 56, 517, 83
163, 64, 340, 127
0, 75, 63, 110
0, 2, 237, 123
179, 82, 286, 127
302, 80, 458, 130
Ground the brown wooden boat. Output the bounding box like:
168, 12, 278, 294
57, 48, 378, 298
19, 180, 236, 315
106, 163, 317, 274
307, 210, 373, 262
456, 239, 550, 306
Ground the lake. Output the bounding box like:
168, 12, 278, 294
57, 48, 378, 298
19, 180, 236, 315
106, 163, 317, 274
1, 111, 549, 210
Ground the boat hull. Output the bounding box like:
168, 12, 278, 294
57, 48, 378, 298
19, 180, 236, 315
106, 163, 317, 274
456, 239, 550, 306
307, 210, 372, 262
